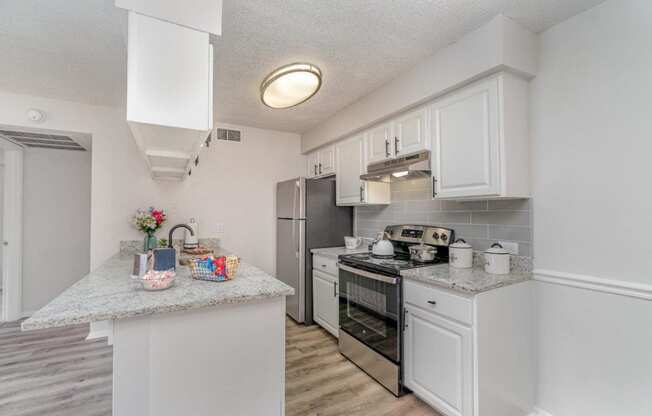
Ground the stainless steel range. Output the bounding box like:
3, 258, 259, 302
337, 224, 454, 396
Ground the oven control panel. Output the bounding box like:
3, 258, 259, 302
385, 225, 454, 246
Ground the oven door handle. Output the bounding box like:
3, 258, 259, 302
338, 264, 399, 285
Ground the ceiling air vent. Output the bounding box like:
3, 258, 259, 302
0, 130, 86, 151
215, 128, 241, 142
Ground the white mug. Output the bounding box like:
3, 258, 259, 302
344, 236, 362, 249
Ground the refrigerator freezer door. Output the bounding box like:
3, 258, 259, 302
276, 178, 305, 219
276, 218, 305, 322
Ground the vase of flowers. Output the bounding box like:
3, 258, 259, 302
133, 207, 167, 251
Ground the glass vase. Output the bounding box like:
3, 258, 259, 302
144, 233, 158, 252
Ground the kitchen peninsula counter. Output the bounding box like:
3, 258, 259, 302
23, 248, 293, 330
22, 247, 292, 416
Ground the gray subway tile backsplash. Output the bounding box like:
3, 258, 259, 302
355, 182, 533, 258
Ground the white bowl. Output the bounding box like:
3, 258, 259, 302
142, 276, 175, 291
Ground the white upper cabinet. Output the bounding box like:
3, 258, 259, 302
335, 134, 366, 204
430, 73, 530, 199
366, 122, 393, 164
394, 107, 429, 156
318, 146, 335, 176
116, 0, 223, 35
307, 152, 320, 178
127, 12, 212, 131
335, 134, 390, 206
124, 12, 215, 180
306, 145, 335, 178
365, 107, 429, 164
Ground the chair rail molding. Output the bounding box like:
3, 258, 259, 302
534, 269, 652, 301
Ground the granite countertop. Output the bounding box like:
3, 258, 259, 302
310, 246, 369, 260
401, 263, 532, 294
22, 248, 294, 331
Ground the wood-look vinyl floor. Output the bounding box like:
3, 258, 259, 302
286, 319, 440, 416
0, 319, 113, 416
0, 318, 439, 416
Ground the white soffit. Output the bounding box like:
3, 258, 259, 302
0, 0, 606, 133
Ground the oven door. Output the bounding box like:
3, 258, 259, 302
338, 263, 401, 363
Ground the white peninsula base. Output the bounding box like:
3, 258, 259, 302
111, 297, 286, 416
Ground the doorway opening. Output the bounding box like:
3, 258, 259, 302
1, 126, 91, 322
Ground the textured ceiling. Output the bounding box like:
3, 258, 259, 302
0, 0, 606, 133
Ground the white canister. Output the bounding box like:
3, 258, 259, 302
449, 239, 473, 269
484, 243, 511, 275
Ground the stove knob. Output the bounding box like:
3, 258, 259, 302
441, 234, 448, 242
432, 232, 440, 240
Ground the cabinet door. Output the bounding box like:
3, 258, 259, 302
336, 135, 365, 205
366, 122, 393, 163
312, 271, 338, 337
430, 78, 500, 199
127, 12, 212, 131
394, 107, 428, 156
404, 306, 472, 416
319, 146, 336, 176
307, 152, 319, 178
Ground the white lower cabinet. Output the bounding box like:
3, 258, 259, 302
312, 259, 339, 337
403, 280, 536, 416
404, 305, 472, 416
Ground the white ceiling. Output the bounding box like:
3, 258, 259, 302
0, 0, 606, 133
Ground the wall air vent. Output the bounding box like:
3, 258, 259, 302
215, 128, 241, 142
0, 130, 86, 151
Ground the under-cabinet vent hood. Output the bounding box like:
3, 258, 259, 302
0, 130, 86, 151
360, 150, 431, 182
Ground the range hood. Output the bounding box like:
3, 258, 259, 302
360, 150, 431, 182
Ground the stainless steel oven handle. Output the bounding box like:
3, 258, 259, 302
338, 264, 399, 285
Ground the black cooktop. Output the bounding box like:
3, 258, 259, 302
339, 252, 447, 275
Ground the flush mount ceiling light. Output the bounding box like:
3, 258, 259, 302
260, 63, 322, 109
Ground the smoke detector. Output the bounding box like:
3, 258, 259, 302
26, 108, 46, 123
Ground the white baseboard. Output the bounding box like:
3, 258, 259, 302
534, 269, 652, 301
529, 407, 553, 416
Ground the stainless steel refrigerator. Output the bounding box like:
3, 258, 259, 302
276, 177, 353, 324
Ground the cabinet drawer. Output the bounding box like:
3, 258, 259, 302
313, 255, 338, 276
404, 280, 473, 326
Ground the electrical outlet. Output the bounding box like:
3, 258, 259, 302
498, 241, 519, 255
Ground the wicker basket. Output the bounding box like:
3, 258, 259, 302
189, 255, 240, 282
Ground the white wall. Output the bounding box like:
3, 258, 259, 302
0, 92, 304, 313
530, 1, 652, 415
301, 15, 538, 153
0, 148, 3, 289
153, 123, 304, 275
22, 148, 91, 312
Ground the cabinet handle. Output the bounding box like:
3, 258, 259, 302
432, 177, 438, 197
319, 163, 322, 174
314, 164, 317, 175
427, 300, 437, 306
360, 183, 365, 203
403, 308, 409, 331
334, 282, 338, 297
394, 136, 399, 155
385, 140, 390, 157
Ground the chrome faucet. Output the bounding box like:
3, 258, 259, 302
168, 224, 194, 248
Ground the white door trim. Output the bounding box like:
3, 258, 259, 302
1, 139, 23, 322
